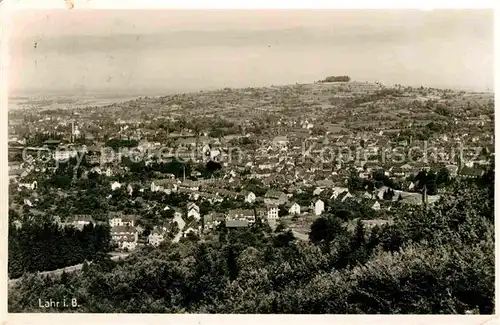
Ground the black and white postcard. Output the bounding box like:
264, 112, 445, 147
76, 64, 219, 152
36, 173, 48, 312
2, 1, 496, 323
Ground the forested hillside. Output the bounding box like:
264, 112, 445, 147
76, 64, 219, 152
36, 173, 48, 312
9, 222, 111, 279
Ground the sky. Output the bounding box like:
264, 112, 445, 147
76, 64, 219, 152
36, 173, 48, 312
8, 9, 494, 96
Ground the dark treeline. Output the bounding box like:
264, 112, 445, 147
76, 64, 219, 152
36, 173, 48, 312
348, 168, 451, 195
8, 221, 111, 279
105, 139, 139, 150
392, 121, 453, 142
24, 132, 65, 147
348, 169, 400, 191
44, 157, 90, 189
8, 172, 494, 314
327, 199, 377, 221
121, 158, 224, 182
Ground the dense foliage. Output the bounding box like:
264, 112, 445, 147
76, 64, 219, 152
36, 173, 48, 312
105, 139, 139, 150
320, 76, 351, 83
9, 222, 111, 279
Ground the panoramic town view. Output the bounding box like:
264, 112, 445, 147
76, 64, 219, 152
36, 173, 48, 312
7, 10, 494, 314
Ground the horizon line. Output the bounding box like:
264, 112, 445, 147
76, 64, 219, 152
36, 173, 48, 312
8, 79, 494, 98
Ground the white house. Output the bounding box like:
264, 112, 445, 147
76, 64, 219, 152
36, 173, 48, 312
148, 227, 166, 247
203, 213, 224, 230
371, 201, 381, 211
359, 172, 369, 179
227, 209, 256, 224
210, 149, 221, 160
121, 240, 137, 251
288, 202, 301, 215
150, 180, 177, 194
183, 226, 200, 238
243, 191, 256, 204
108, 214, 136, 227
66, 215, 94, 230
187, 202, 201, 221
202, 144, 211, 156
19, 180, 37, 191
314, 199, 325, 216
313, 187, 324, 196
330, 187, 349, 200
267, 205, 280, 220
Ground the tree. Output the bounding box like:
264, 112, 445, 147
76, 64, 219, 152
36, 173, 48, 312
8, 221, 110, 279
277, 205, 288, 218
344, 219, 370, 266
383, 188, 395, 200
60, 270, 69, 284
185, 232, 200, 242
309, 214, 346, 244
426, 179, 438, 195
275, 221, 287, 233
437, 167, 451, 188
321, 75, 351, 82
205, 160, 222, 173
351, 220, 366, 249
274, 230, 296, 247
82, 261, 90, 273
142, 225, 153, 238
347, 174, 362, 192
226, 245, 239, 281
415, 170, 427, 190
